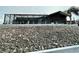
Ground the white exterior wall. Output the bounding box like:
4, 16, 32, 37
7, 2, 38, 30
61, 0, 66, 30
66, 12, 79, 21
71, 12, 79, 21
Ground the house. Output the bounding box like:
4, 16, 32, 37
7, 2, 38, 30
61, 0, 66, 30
46, 11, 70, 24
3, 11, 70, 24
3, 14, 47, 24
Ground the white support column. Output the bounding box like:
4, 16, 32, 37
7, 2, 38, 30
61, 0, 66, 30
27, 15, 29, 24
27, 20, 29, 24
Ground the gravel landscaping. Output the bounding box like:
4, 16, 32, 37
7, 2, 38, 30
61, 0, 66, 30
0, 24, 79, 53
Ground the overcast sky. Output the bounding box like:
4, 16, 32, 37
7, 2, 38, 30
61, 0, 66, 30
0, 6, 70, 24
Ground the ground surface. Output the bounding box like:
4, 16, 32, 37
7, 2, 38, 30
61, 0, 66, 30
0, 24, 79, 53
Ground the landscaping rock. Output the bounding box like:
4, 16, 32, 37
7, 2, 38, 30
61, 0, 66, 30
0, 25, 79, 52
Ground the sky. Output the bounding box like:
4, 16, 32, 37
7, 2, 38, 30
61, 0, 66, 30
0, 6, 71, 24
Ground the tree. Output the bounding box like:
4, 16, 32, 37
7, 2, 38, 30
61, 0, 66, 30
67, 6, 79, 24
